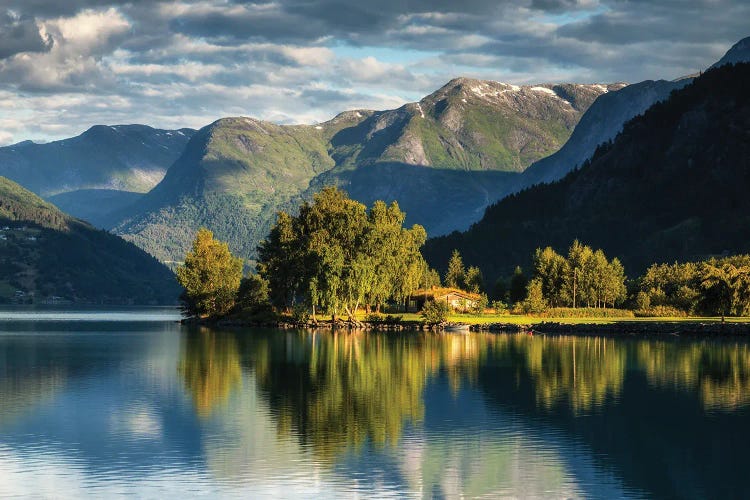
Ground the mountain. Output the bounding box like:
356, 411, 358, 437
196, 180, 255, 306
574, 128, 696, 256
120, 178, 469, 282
0, 176, 180, 304
0, 125, 196, 224
514, 79, 686, 188
710, 36, 750, 69
422, 63, 750, 285
513, 35, 750, 192
109, 79, 617, 262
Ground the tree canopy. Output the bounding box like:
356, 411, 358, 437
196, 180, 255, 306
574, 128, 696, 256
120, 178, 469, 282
176, 228, 243, 317
258, 187, 428, 318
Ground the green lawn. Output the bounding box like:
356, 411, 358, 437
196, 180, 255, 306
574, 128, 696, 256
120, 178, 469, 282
361, 312, 750, 325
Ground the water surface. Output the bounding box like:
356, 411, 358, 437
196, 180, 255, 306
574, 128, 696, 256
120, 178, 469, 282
1, 309, 748, 498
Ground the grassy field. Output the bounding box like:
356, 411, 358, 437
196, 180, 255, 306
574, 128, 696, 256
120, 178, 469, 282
364, 312, 750, 325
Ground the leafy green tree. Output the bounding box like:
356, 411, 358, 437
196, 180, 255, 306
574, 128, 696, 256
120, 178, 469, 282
259, 187, 427, 318
533, 247, 567, 307
235, 274, 271, 315
465, 266, 484, 294
421, 300, 449, 324
419, 265, 442, 289
636, 291, 651, 311
700, 261, 750, 317
521, 278, 547, 313
509, 266, 528, 305
257, 211, 305, 309
564, 240, 593, 308
176, 228, 243, 317
445, 250, 466, 289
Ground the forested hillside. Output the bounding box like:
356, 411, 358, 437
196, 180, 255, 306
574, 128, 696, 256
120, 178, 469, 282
0, 176, 180, 304
423, 63, 750, 284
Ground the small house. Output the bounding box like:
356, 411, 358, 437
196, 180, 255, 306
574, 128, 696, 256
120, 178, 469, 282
408, 287, 481, 313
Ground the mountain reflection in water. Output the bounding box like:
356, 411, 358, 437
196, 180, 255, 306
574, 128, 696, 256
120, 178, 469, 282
1, 320, 749, 498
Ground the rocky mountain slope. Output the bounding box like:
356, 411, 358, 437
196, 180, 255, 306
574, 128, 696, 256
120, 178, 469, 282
109, 79, 616, 262
0, 176, 180, 304
422, 63, 750, 284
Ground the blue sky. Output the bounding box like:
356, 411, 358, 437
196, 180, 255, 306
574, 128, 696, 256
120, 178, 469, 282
0, 0, 747, 144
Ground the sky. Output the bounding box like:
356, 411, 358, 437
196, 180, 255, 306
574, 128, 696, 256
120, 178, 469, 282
0, 0, 748, 145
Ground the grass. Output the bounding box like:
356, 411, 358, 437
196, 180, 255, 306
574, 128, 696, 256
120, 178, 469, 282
354, 311, 750, 325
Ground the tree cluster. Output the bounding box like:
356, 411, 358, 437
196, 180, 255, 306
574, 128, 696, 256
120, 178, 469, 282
638, 255, 750, 316
444, 250, 484, 293
258, 187, 431, 319
528, 240, 627, 309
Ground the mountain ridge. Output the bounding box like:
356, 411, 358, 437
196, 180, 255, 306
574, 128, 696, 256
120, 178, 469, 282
109, 78, 616, 262
422, 62, 750, 284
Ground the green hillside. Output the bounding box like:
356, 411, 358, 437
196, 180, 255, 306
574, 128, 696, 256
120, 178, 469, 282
0, 176, 180, 304
422, 63, 750, 285
110, 79, 614, 263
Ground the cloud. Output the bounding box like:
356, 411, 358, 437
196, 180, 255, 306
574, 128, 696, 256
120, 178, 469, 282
0, 8, 130, 92
0, 11, 52, 59
0, 0, 747, 144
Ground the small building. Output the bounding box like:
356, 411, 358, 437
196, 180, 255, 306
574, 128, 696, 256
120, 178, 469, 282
408, 287, 480, 313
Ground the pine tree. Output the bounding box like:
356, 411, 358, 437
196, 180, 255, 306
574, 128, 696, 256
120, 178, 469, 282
445, 250, 466, 289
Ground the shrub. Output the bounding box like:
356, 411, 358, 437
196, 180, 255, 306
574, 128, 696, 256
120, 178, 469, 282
540, 308, 635, 318
421, 300, 449, 324
291, 304, 310, 324
364, 312, 402, 323
634, 306, 689, 318
365, 312, 386, 323
491, 300, 509, 314
470, 293, 489, 314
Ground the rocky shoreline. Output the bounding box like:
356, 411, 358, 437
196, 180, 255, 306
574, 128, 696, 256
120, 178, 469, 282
183, 316, 750, 337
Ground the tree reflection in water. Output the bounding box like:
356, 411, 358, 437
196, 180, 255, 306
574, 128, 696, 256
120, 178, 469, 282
178, 328, 242, 418
178, 328, 750, 462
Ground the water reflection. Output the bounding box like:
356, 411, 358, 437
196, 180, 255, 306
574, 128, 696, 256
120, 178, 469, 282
178, 329, 242, 418
246, 332, 441, 461
637, 340, 750, 411
1, 319, 749, 498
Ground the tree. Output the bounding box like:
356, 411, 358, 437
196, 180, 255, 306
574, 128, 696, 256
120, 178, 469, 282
257, 211, 305, 309
445, 250, 466, 289
471, 293, 489, 314
564, 240, 593, 308
235, 274, 271, 315
176, 228, 243, 317
700, 260, 750, 317
521, 278, 547, 313
533, 247, 567, 307
419, 265, 442, 289
465, 266, 484, 294
258, 187, 428, 318
509, 266, 528, 305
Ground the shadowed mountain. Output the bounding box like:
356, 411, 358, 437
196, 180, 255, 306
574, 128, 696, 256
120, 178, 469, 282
0, 176, 180, 304
422, 63, 750, 284
513, 34, 750, 193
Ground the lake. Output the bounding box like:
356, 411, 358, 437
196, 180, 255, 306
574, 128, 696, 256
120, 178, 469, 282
1, 308, 748, 498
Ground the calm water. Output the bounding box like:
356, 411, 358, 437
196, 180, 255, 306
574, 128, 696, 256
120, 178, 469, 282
1, 310, 749, 498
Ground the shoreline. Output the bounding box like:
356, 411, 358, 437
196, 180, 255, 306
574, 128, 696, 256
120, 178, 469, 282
185, 316, 750, 337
